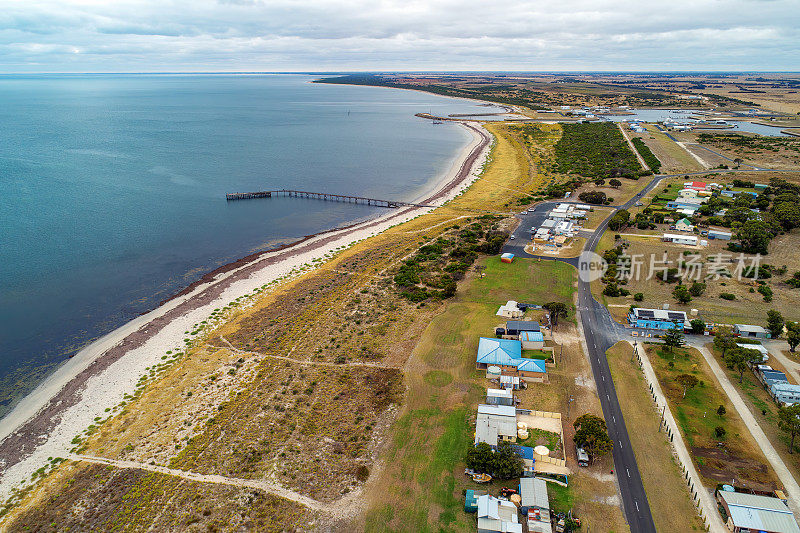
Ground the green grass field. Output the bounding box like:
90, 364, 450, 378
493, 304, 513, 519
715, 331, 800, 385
364, 257, 576, 532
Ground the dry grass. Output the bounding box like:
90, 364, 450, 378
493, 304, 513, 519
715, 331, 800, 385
595, 230, 800, 325
606, 341, 706, 531
645, 344, 779, 491
3, 461, 313, 533
639, 125, 704, 173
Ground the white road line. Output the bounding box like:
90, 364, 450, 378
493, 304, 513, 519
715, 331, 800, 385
635, 501, 639, 512
627, 468, 630, 477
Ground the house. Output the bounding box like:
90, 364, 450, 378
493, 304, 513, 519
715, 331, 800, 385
520, 478, 551, 533
708, 229, 732, 240
475, 404, 518, 446
554, 220, 574, 235
520, 330, 544, 350
770, 383, 800, 405
684, 181, 708, 191
736, 343, 769, 362
511, 445, 535, 477
734, 324, 772, 339
759, 368, 788, 389
505, 321, 541, 336
497, 300, 523, 319
663, 233, 699, 246
628, 308, 687, 330
477, 495, 522, 533
675, 218, 694, 232
716, 491, 800, 533
476, 337, 548, 382
487, 388, 514, 406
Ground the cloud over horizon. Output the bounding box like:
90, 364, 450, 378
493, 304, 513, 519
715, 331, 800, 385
0, 0, 797, 72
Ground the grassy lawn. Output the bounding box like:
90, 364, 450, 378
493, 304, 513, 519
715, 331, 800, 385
364, 259, 575, 532
706, 344, 800, 480
522, 349, 550, 359
644, 344, 779, 492
606, 341, 705, 531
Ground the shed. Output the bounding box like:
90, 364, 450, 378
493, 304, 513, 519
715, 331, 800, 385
520, 330, 545, 350
734, 324, 771, 339
717, 491, 800, 533
708, 229, 732, 240
499, 375, 521, 390
501, 253, 515, 264
736, 343, 769, 361
663, 233, 698, 246
465, 489, 486, 513
771, 383, 800, 405
487, 388, 514, 406
506, 321, 541, 336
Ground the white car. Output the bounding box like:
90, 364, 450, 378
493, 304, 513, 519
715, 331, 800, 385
510, 235, 516, 240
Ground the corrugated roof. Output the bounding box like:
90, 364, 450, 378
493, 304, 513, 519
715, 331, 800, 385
736, 324, 768, 333
477, 338, 546, 374
632, 308, 687, 322
520, 478, 550, 511
506, 321, 541, 332
520, 331, 544, 342
720, 492, 800, 533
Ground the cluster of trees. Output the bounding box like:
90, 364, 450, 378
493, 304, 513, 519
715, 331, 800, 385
465, 441, 524, 479
631, 137, 662, 173
543, 301, 569, 328
578, 191, 610, 205
393, 216, 505, 302
607, 209, 630, 231
672, 281, 706, 304
573, 414, 613, 461
553, 123, 644, 179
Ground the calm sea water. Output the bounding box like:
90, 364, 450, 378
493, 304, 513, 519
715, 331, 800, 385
0, 74, 496, 417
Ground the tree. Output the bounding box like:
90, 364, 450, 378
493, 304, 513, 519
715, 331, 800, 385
690, 319, 706, 334
734, 219, 771, 254
778, 404, 800, 453
609, 178, 622, 188
578, 191, 607, 205
713, 331, 737, 358
662, 325, 685, 352
465, 441, 523, 479
573, 414, 613, 460
725, 347, 761, 383
688, 282, 706, 297
676, 374, 699, 398
717, 405, 726, 417
466, 442, 494, 473
608, 209, 630, 231
767, 310, 784, 338
715, 426, 727, 439
633, 292, 644, 302
673, 284, 692, 304
544, 302, 569, 329
491, 441, 524, 479
787, 323, 800, 352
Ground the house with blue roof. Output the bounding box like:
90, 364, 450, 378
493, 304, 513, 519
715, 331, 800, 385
476, 337, 548, 383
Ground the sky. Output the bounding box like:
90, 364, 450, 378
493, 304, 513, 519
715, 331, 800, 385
0, 0, 798, 72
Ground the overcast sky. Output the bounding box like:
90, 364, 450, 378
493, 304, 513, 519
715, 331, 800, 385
1, 0, 798, 72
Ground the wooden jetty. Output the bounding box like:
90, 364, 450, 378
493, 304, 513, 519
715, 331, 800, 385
225, 189, 433, 208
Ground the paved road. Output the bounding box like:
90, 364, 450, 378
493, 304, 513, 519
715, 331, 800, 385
501, 167, 800, 531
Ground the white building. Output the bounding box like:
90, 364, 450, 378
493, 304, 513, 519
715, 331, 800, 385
477, 495, 522, 533
663, 233, 698, 246
497, 300, 523, 319
475, 404, 518, 446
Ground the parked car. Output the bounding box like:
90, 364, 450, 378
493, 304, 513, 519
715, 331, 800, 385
510, 235, 516, 240
576, 446, 589, 467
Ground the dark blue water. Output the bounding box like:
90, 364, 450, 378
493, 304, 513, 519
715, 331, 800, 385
0, 74, 493, 415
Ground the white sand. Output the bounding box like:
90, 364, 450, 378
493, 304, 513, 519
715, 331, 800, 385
0, 122, 491, 502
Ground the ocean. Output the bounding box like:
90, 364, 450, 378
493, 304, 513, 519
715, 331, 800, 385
0, 73, 496, 418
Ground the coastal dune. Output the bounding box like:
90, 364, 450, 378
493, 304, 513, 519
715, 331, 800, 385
0, 122, 491, 503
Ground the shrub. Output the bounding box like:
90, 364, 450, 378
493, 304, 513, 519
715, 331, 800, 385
720, 293, 736, 301
634, 293, 644, 302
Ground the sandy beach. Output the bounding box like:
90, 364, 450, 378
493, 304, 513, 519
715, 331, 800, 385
0, 121, 491, 503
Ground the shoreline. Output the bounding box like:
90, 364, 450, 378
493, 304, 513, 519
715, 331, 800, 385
0, 120, 492, 503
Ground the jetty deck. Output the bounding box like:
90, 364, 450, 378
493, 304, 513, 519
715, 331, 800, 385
225, 189, 434, 209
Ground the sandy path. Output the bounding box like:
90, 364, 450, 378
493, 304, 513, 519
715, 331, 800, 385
632, 341, 726, 532
0, 122, 492, 503
692, 342, 800, 516
617, 123, 650, 171
67, 454, 356, 515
